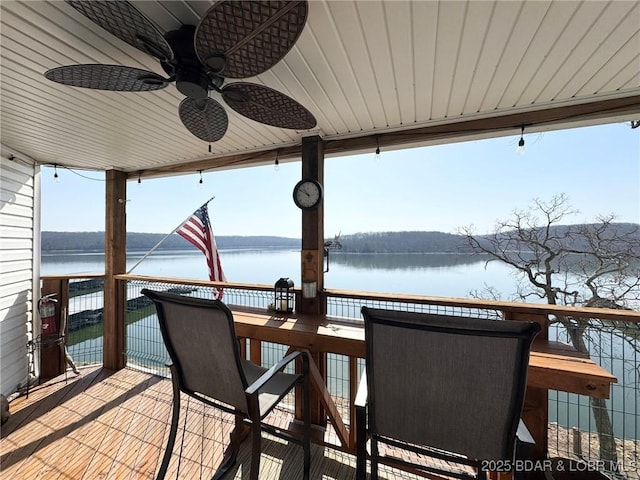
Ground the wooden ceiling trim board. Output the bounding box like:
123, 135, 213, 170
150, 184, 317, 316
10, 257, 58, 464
0, 95, 136, 152
609, 64, 640, 93
135, 146, 302, 179
448, 0, 493, 117
486, 1, 550, 111
584, 34, 640, 91
370, 1, 401, 126
306, 2, 371, 131
288, 28, 357, 133
0, 20, 94, 76
523, 1, 606, 105
385, 1, 414, 126
552, 2, 638, 101
579, 31, 640, 98
135, 95, 640, 178
411, 0, 438, 122
0, 130, 109, 169
357, 1, 397, 127
431, 0, 466, 120
323, 99, 640, 157
0, 74, 191, 156
0, 113, 163, 168
465, 1, 520, 114
0, 117, 192, 172
0, 45, 187, 139
328, 1, 385, 126
17, 2, 156, 73
499, 1, 579, 109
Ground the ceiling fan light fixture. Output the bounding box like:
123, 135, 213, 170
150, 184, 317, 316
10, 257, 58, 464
176, 68, 209, 100
203, 54, 226, 75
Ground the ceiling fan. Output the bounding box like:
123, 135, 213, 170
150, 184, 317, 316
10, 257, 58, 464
44, 0, 317, 143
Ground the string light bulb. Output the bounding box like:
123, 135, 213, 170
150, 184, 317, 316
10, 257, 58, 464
137, 172, 142, 184
517, 125, 525, 155
198, 170, 203, 185
274, 150, 280, 171
53, 164, 59, 183
374, 136, 381, 161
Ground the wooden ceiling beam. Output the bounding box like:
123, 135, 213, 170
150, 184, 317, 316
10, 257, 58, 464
130, 95, 640, 180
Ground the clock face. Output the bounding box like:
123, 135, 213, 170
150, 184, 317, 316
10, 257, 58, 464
293, 179, 322, 209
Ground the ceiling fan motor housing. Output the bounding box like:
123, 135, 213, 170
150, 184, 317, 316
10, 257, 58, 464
165, 25, 210, 100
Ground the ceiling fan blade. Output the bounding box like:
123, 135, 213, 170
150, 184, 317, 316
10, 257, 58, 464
195, 1, 308, 78
222, 83, 316, 130
179, 98, 228, 142
66, 0, 173, 62
45, 65, 169, 92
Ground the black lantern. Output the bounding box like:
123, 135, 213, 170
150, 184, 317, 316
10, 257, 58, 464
274, 277, 294, 313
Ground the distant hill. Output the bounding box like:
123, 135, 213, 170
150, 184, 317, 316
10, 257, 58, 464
41, 223, 638, 253
41, 231, 301, 252
337, 231, 468, 253
336, 223, 639, 254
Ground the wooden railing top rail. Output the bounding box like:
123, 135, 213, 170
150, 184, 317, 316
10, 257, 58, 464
42, 273, 104, 280
325, 288, 640, 322
118, 274, 271, 292
116, 274, 640, 323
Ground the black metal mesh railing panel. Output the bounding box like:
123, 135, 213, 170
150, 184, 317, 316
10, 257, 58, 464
548, 318, 640, 479
326, 294, 502, 322
66, 277, 105, 367
125, 279, 286, 378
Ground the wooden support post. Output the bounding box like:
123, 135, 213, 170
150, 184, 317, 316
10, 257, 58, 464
504, 310, 549, 464
298, 135, 325, 315
295, 136, 327, 431
103, 170, 127, 370
309, 351, 328, 428
249, 339, 261, 366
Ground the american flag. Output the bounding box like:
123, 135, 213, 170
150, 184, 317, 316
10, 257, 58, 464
177, 204, 226, 298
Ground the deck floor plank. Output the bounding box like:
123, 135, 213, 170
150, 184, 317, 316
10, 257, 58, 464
1, 367, 419, 480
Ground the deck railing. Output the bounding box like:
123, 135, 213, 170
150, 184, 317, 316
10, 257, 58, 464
40, 274, 640, 478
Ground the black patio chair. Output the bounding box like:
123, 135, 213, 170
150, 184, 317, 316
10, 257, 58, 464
356, 307, 541, 480
142, 289, 311, 480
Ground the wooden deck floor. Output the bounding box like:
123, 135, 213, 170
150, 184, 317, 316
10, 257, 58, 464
1, 367, 416, 480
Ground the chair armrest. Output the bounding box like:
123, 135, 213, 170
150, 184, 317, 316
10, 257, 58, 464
516, 419, 535, 446
245, 350, 308, 396
354, 371, 368, 408
355, 371, 368, 480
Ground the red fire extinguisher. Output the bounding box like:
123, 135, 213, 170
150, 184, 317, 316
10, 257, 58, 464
39, 294, 58, 335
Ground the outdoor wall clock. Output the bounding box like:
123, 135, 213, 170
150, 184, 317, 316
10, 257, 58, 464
293, 179, 323, 210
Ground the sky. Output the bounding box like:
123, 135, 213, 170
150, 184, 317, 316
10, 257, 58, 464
41, 122, 639, 238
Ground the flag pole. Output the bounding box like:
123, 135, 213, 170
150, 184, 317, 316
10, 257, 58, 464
127, 196, 215, 274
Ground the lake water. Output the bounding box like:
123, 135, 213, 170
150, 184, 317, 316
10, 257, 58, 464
41, 249, 639, 440
42, 248, 517, 298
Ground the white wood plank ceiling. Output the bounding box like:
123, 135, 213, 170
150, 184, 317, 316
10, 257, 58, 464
1, 0, 639, 175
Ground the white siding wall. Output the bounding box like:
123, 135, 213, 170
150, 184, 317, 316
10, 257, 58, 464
0, 151, 40, 396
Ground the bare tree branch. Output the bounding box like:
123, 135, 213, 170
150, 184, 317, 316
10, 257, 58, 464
459, 194, 640, 463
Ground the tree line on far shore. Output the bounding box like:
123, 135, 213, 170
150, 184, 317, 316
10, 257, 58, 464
41, 223, 639, 254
